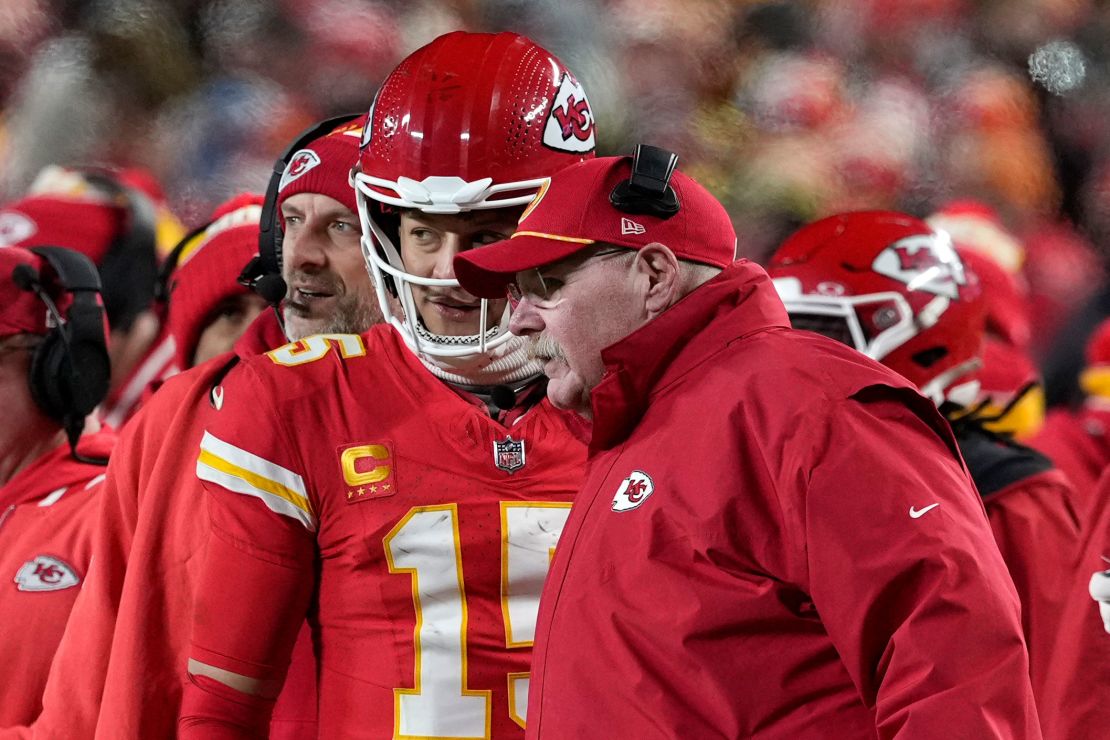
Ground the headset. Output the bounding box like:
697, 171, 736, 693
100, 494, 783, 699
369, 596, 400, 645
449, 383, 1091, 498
609, 144, 681, 219
11, 246, 111, 464
238, 112, 363, 305
153, 221, 210, 306
77, 170, 160, 332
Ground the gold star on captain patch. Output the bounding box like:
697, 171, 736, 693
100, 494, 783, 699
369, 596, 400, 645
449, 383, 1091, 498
347, 490, 355, 500
369, 485, 377, 493
357, 487, 366, 496
382, 483, 391, 491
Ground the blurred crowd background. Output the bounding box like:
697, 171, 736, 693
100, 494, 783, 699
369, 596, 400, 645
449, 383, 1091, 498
3, 0, 1110, 408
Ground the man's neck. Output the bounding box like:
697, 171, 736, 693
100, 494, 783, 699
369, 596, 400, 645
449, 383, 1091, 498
0, 428, 67, 488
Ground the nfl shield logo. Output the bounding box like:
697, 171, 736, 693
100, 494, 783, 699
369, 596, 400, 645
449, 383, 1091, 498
493, 436, 526, 474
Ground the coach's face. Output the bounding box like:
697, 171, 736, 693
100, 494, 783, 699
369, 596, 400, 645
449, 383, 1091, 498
507, 246, 641, 417
281, 192, 375, 340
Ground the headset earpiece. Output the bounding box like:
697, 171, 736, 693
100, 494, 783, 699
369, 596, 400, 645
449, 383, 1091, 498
609, 144, 681, 219
19, 246, 111, 455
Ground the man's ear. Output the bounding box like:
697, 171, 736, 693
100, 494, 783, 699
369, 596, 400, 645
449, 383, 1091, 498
634, 243, 681, 317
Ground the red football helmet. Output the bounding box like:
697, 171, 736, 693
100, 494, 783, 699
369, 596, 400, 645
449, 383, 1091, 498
768, 210, 986, 405
352, 31, 597, 359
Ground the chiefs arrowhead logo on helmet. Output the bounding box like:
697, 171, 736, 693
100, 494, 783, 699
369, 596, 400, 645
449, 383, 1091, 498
872, 233, 967, 300
544, 73, 596, 154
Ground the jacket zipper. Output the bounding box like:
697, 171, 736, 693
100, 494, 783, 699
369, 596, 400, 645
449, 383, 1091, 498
0, 504, 16, 535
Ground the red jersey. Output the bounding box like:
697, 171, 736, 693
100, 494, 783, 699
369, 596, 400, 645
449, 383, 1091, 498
0, 429, 115, 726
0, 311, 314, 740
182, 326, 586, 738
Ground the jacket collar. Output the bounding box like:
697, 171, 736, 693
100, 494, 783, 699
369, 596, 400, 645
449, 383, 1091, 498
588, 260, 790, 453
236, 309, 288, 358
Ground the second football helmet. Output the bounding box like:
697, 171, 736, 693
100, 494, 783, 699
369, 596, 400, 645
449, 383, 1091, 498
352, 31, 597, 360
768, 210, 986, 405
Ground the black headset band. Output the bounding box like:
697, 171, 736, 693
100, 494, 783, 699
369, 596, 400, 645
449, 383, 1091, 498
18, 247, 111, 460
609, 144, 681, 219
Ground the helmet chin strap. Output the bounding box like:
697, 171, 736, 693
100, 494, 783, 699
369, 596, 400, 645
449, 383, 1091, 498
417, 330, 544, 388
920, 357, 983, 406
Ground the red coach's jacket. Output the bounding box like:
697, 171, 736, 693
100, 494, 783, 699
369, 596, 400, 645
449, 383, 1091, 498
1038, 469, 1110, 740
0, 429, 115, 725
1029, 404, 1110, 519
527, 261, 1040, 739
0, 311, 315, 739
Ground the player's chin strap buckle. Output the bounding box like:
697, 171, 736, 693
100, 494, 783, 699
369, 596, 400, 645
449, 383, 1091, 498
609, 144, 681, 219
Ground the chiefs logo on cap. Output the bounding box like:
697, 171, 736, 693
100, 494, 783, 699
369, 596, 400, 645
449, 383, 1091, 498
279, 149, 322, 192
0, 211, 37, 247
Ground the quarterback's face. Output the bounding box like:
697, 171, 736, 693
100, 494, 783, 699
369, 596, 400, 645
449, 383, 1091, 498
508, 248, 639, 417
281, 193, 377, 340
398, 210, 516, 337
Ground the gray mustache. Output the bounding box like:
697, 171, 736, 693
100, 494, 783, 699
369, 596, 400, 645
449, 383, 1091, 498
528, 334, 567, 362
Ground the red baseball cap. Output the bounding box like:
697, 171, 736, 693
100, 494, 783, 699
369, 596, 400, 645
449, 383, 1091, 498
453, 155, 736, 299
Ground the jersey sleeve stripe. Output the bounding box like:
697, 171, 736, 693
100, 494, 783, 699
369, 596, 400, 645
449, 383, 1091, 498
197, 455, 317, 531
197, 432, 316, 531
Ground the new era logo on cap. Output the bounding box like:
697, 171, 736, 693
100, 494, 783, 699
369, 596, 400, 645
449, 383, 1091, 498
621, 217, 645, 235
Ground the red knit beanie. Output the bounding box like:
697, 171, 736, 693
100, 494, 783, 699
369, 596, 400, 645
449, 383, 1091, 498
166, 194, 263, 367
276, 116, 365, 214
0, 196, 125, 266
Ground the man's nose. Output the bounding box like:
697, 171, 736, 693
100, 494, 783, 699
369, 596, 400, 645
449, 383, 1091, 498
508, 297, 544, 336
284, 225, 328, 272
431, 235, 464, 280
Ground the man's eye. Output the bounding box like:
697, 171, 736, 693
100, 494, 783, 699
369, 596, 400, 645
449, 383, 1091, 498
473, 232, 507, 246
332, 221, 357, 233
283, 215, 302, 227
542, 277, 564, 294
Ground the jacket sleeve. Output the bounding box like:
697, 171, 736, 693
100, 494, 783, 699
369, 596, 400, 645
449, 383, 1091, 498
801, 389, 1041, 739
982, 471, 1080, 699
179, 365, 317, 738
1036, 472, 1110, 738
